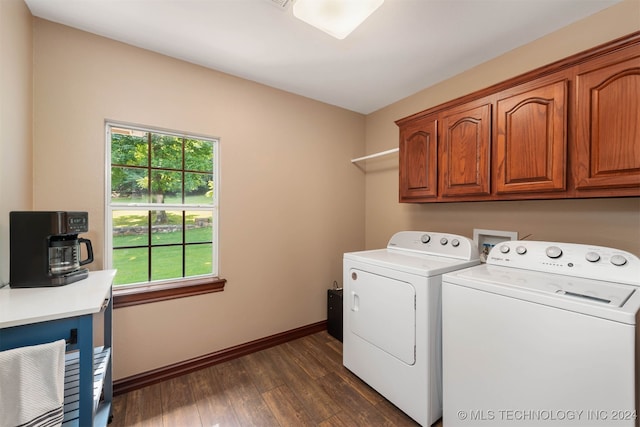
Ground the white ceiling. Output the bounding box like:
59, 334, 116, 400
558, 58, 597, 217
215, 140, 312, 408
24, 0, 621, 114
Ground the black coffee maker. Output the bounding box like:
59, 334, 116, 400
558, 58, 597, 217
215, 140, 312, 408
10, 211, 94, 288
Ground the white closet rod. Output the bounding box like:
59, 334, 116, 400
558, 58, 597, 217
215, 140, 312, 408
351, 147, 399, 163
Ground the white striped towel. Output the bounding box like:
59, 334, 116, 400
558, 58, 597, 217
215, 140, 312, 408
0, 339, 65, 427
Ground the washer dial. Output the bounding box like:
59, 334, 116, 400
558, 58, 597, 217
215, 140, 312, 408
546, 246, 563, 259
610, 255, 628, 266
585, 252, 600, 263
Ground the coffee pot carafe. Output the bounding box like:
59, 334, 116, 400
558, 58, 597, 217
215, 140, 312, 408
48, 235, 94, 274
10, 211, 94, 288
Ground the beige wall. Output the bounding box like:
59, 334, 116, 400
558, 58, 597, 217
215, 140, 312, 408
0, 0, 33, 284
32, 19, 365, 379
364, 0, 640, 254
12, 0, 640, 381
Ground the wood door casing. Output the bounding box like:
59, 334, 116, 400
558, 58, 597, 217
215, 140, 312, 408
574, 55, 640, 190
399, 115, 438, 200
495, 80, 568, 194
440, 103, 491, 197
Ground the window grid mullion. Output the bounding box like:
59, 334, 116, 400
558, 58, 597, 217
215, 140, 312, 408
182, 136, 186, 204
147, 132, 152, 282
108, 122, 218, 286
181, 138, 186, 278
147, 131, 152, 203
182, 211, 186, 278
147, 210, 152, 283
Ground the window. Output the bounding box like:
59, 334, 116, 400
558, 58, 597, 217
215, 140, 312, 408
105, 123, 220, 296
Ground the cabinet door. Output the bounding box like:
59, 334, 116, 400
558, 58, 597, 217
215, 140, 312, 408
574, 54, 640, 191
495, 80, 568, 194
399, 115, 437, 201
440, 103, 491, 197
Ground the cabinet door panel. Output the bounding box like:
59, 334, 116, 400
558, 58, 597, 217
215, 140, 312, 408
399, 116, 437, 200
575, 55, 640, 190
440, 103, 491, 197
496, 80, 567, 194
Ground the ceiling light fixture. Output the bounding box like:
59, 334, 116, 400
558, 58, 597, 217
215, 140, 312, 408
293, 0, 384, 40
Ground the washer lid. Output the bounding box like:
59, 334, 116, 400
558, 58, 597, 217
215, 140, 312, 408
344, 249, 480, 277
444, 265, 640, 324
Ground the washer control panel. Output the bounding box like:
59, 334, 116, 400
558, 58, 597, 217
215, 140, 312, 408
387, 231, 479, 261
488, 241, 640, 285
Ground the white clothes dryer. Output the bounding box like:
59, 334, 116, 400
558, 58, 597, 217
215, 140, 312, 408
442, 240, 640, 427
343, 231, 480, 426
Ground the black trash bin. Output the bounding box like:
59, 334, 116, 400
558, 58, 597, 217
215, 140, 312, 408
327, 288, 343, 342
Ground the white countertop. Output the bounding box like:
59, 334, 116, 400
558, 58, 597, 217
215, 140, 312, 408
0, 270, 116, 329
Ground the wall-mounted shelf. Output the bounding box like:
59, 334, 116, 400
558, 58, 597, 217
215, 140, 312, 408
351, 148, 398, 163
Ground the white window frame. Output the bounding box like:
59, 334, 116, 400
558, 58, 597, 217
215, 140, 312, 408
104, 121, 220, 288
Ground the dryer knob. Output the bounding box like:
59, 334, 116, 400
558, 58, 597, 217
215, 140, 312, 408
516, 246, 527, 255
451, 239, 460, 247
421, 234, 431, 244
500, 245, 510, 254
585, 252, 601, 263
546, 246, 563, 259
610, 255, 628, 267
440, 238, 448, 245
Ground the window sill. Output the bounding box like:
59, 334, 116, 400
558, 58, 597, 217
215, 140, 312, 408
113, 276, 226, 309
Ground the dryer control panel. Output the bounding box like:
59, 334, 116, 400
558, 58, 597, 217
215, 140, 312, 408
487, 241, 640, 285
387, 231, 479, 261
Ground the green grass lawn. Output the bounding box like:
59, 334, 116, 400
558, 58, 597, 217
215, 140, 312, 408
112, 225, 213, 286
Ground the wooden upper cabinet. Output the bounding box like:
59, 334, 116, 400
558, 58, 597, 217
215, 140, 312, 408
398, 115, 438, 201
495, 80, 568, 194
574, 53, 640, 192
395, 33, 639, 203
439, 103, 491, 197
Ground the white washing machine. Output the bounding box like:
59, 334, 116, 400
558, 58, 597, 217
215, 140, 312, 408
343, 231, 480, 426
442, 240, 640, 426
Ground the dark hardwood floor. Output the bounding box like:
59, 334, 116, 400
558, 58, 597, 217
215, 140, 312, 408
110, 331, 444, 426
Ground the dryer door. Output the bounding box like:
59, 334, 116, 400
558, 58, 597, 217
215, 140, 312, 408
348, 268, 416, 365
